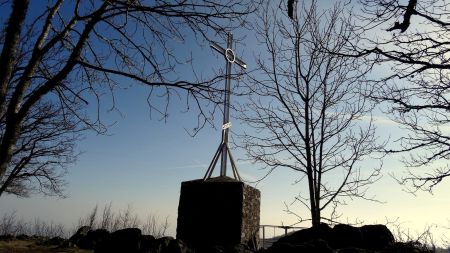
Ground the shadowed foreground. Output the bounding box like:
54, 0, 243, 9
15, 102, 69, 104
0, 238, 92, 253
0, 223, 444, 253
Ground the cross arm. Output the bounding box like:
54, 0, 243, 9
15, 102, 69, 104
210, 41, 247, 69
211, 41, 226, 55
234, 58, 247, 69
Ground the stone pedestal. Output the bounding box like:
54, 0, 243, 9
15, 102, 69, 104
176, 176, 260, 250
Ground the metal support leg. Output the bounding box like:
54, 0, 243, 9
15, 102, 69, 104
228, 144, 241, 181
203, 143, 224, 180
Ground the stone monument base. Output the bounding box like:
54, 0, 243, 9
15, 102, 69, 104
176, 176, 260, 250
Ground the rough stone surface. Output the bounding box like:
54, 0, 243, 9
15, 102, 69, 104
241, 184, 261, 250
337, 248, 367, 253
196, 243, 256, 253
176, 176, 260, 251
41, 236, 67, 247
330, 224, 363, 249
268, 223, 399, 253
140, 234, 156, 252
146, 236, 194, 253
81, 229, 109, 250
267, 239, 333, 253
108, 228, 141, 253
360, 224, 394, 250
69, 226, 91, 247
276, 223, 332, 245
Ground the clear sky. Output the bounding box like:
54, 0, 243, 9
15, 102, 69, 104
1, 0, 450, 246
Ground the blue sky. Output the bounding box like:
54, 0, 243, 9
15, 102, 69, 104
1, 0, 450, 245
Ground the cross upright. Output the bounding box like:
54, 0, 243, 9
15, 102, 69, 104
203, 32, 247, 181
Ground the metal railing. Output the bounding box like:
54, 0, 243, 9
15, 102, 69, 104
259, 225, 305, 249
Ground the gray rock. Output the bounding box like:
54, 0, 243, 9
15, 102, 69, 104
232, 244, 255, 253
140, 234, 156, 252
338, 248, 367, 253
149, 237, 194, 253
275, 223, 332, 245
69, 226, 91, 247
330, 224, 363, 249
81, 229, 109, 250
267, 239, 333, 253
110, 228, 142, 252
266, 223, 395, 252
41, 236, 67, 247
360, 224, 394, 250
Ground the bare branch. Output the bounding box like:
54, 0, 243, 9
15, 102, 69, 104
0, 0, 257, 197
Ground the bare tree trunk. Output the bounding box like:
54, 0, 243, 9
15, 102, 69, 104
238, 0, 382, 227
0, 1, 108, 197
0, 0, 29, 180
0, 0, 29, 113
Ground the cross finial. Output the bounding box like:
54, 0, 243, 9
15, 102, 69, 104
204, 33, 247, 181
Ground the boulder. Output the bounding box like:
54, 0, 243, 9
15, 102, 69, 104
69, 226, 91, 247
164, 238, 192, 253
275, 223, 332, 245
267, 239, 333, 253
195, 244, 227, 253
0, 234, 14, 241
140, 234, 156, 252
330, 224, 363, 249
360, 224, 394, 250
110, 228, 142, 253
95, 228, 142, 253
232, 244, 255, 253
197, 243, 254, 253
44, 236, 67, 246
151, 236, 172, 253
266, 223, 395, 252
383, 241, 432, 253
15, 234, 30, 240
79, 229, 109, 250
149, 236, 194, 253
267, 223, 332, 253
338, 248, 367, 253
265, 242, 299, 253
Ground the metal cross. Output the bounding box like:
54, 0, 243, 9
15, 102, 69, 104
203, 33, 247, 181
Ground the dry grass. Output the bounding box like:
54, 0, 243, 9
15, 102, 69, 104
0, 204, 169, 239
0, 204, 170, 253
0, 240, 93, 253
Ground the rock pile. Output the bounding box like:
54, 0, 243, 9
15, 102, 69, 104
266, 223, 432, 253
69, 226, 196, 253
66, 224, 433, 253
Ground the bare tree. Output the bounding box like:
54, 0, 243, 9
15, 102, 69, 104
356, 0, 450, 192
0, 100, 83, 197
0, 0, 256, 197
237, 0, 382, 227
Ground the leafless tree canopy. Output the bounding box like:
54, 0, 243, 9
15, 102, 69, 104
238, 1, 382, 227
357, 0, 450, 192
0, 0, 256, 197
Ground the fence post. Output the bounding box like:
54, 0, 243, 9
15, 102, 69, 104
259, 225, 304, 249
262, 226, 265, 249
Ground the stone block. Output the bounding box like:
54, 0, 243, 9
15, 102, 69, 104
176, 176, 260, 250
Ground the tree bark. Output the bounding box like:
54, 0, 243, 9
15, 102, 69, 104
0, 2, 108, 195
0, 0, 29, 180
0, 0, 29, 113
